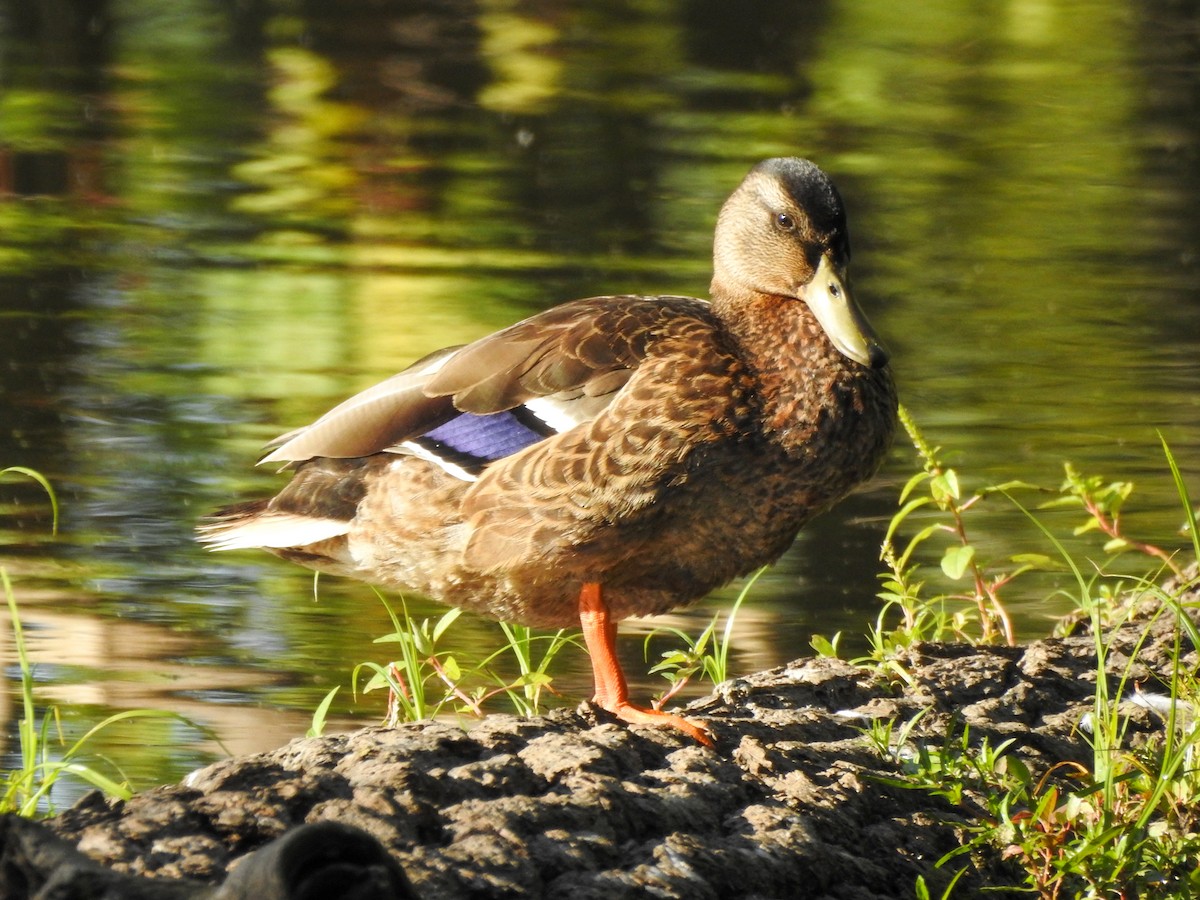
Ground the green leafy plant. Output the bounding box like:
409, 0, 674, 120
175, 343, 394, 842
876, 405, 1035, 650
869, 407, 1188, 674
1048, 462, 1185, 579
481, 622, 575, 717
645, 567, 764, 709
862, 433, 1200, 898
353, 591, 577, 724
353, 592, 467, 724
809, 631, 842, 658
976, 439, 1200, 898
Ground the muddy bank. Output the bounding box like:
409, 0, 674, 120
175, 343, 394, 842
13, 592, 1195, 899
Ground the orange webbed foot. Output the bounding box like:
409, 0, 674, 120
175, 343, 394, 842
598, 700, 714, 748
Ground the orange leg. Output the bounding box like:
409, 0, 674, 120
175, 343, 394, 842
578, 582, 713, 747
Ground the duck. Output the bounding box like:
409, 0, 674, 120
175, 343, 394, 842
198, 157, 898, 747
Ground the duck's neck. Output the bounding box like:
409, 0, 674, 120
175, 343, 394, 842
711, 282, 862, 452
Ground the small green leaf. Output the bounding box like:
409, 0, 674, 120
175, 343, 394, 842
896, 523, 943, 569
883, 496, 934, 545
433, 607, 463, 642
996, 753, 1031, 785
898, 470, 932, 505
1009, 553, 1060, 570
940, 545, 976, 580
810, 633, 841, 658
930, 469, 960, 504
307, 686, 340, 738
983, 479, 1042, 494
361, 671, 389, 692
411, 627, 433, 656
1036, 495, 1081, 510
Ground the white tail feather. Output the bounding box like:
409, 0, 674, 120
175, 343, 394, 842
198, 514, 349, 551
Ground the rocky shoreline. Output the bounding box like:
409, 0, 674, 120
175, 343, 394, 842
3, 597, 1191, 899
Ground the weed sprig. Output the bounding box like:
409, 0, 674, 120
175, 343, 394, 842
644, 567, 763, 709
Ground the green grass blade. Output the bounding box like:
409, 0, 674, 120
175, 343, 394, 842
54, 763, 133, 802
63, 710, 207, 762
308, 686, 340, 738
715, 566, 765, 681
3, 569, 40, 806
1160, 433, 1200, 564
0, 466, 58, 535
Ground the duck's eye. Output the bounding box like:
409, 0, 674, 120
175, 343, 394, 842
775, 212, 796, 231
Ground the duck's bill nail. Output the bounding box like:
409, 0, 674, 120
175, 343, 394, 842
800, 253, 889, 369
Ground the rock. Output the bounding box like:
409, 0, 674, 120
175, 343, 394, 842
24, 597, 1197, 899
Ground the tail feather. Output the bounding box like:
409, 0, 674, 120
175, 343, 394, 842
197, 500, 350, 552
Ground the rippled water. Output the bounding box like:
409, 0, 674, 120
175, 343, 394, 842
1, 0, 1198, 803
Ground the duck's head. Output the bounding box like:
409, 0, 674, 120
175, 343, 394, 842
711, 157, 888, 370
